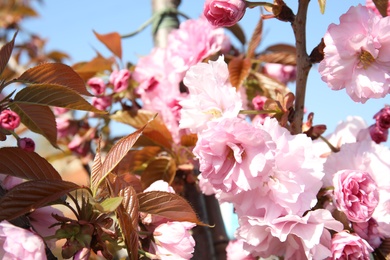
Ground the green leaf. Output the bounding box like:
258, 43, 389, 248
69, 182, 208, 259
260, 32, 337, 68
9, 103, 58, 148
141, 157, 176, 189
0, 147, 61, 181
138, 191, 203, 225
0, 180, 82, 221
12, 83, 105, 114
93, 31, 122, 60
0, 31, 17, 78
373, 0, 388, 17
98, 197, 123, 213
318, 0, 326, 14
16, 63, 92, 96
111, 110, 172, 150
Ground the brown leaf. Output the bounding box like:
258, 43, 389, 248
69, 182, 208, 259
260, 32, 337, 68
375, 237, 390, 260
13, 83, 105, 114
253, 71, 290, 99
247, 18, 263, 59
138, 191, 203, 225
180, 133, 198, 147
225, 23, 246, 46
373, 0, 388, 17
111, 110, 173, 150
93, 31, 122, 60
228, 56, 252, 89
0, 180, 81, 221
257, 52, 296, 65
141, 157, 177, 189
73, 54, 114, 82
16, 63, 92, 96
265, 44, 296, 54
115, 146, 162, 174
46, 50, 70, 63
115, 186, 139, 260
108, 173, 143, 194
9, 103, 58, 148
0, 147, 61, 181
91, 139, 103, 197
0, 31, 17, 77
96, 127, 146, 192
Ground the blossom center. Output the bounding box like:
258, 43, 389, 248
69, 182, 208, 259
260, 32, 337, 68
358, 49, 375, 69
205, 108, 222, 119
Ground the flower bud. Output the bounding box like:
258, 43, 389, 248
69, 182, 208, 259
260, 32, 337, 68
203, 0, 247, 27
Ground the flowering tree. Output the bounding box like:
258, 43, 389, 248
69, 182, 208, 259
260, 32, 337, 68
0, 0, 390, 259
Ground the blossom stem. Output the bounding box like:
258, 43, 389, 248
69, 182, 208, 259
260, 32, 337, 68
239, 109, 278, 115
319, 135, 340, 153
291, 0, 312, 134
246, 1, 274, 9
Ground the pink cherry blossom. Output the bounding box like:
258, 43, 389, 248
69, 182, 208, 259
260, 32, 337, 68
109, 69, 130, 93
87, 77, 106, 95
318, 5, 390, 103
91, 96, 112, 111
152, 221, 196, 260
236, 209, 343, 259
352, 218, 383, 249
17, 137, 35, 152
56, 117, 78, 138
193, 117, 275, 194
0, 109, 20, 130
203, 0, 247, 27
180, 56, 243, 133
331, 231, 373, 260
333, 169, 379, 222
373, 105, 390, 129
226, 239, 256, 260
263, 63, 296, 84
0, 220, 46, 259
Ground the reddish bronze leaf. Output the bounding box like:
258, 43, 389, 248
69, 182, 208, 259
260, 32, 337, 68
253, 71, 290, 99
111, 110, 173, 150
373, 0, 388, 17
93, 31, 122, 60
73, 54, 114, 82
118, 146, 162, 174
96, 126, 146, 191
228, 56, 252, 89
0, 180, 81, 221
247, 18, 263, 59
16, 63, 92, 96
0, 147, 61, 181
225, 23, 246, 45
0, 31, 17, 77
141, 157, 177, 189
138, 191, 203, 225
91, 139, 103, 197
13, 83, 105, 114
180, 133, 198, 147
265, 44, 296, 54
257, 52, 296, 65
9, 103, 58, 148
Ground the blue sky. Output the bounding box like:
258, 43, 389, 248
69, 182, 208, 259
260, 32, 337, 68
21, 0, 390, 136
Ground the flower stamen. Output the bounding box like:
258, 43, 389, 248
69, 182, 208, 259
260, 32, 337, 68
358, 49, 375, 69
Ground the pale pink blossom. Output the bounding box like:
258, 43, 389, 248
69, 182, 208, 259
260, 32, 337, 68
323, 139, 390, 237
180, 56, 243, 133
52, 107, 68, 115
236, 209, 343, 259
193, 117, 275, 194
373, 105, 390, 129
109, 69, 130, 93
68, 135, 90, 156
87, 77, 106, 95
263, 63, 296, 84
91, 96, 112, 111
352, 218, 383, 249
331, 231, 373, 260
318, 5, 390, 103
366, 0, 390, 16
56, 117, 78, 138
152, 221, 196, 260
17, 137, 35, 152
197, 174, 217, 195
0, 220, 46, 259
0, 109, 20, 130
203, 0, 247, 27
226, 239, 256, 260
333, 169, 379, 222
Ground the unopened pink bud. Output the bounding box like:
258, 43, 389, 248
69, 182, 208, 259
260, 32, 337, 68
18, 137, 35, 152
203, 0, 247, 27
0, 109, 20, 130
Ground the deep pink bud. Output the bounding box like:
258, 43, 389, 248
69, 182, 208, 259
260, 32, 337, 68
203, 0, 247, 27
0, 109, 20, 130
373, 106, 390, 130
369, 124, 388, 144
18, 137, 35, 152
91, 96, 112, 111
109, 69, 130, 93
87, 77, 106, 96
